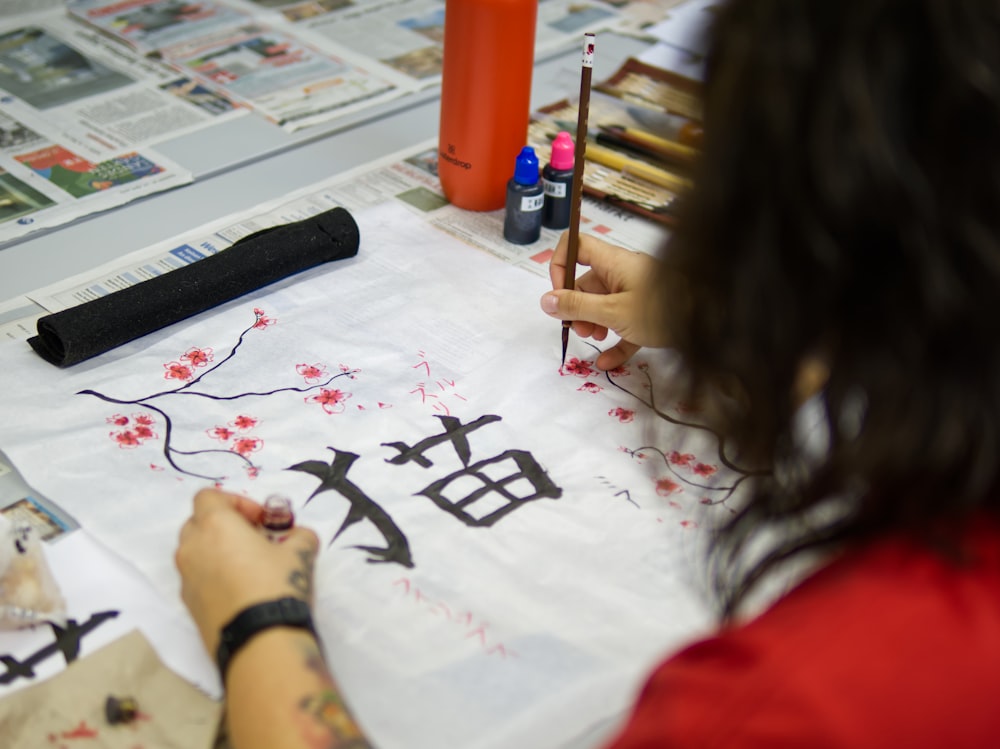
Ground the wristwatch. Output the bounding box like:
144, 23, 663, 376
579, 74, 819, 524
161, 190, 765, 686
216, 596, 317, 683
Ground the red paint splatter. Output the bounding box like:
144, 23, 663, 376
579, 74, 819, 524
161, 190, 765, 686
61, 720, 99, 738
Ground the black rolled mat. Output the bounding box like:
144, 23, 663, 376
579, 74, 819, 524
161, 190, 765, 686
28, 206, 360, 368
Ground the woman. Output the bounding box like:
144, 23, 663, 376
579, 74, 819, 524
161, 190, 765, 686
176, 0, 1000, 746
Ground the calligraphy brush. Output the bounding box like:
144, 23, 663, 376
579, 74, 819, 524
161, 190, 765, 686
562, 32, 595, 367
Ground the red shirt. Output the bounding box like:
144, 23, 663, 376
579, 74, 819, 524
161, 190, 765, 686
606, 523, 1000, 748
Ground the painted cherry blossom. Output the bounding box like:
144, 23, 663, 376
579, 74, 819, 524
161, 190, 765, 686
306, 388, 352, 415
296, 363, 327, 383
609, 406, 635, 423
181, 347, 214, 367
230, 414, 259, 431
692, 462, 718, 477
608, 364, 631, 378
133, 413, 155, 426
252, 307, 276, 330
133, 424, 156, 440
232, 436, 263, 456
163, 361, 194, 381
655, 477, 682, 496
107, 414, 130, 426
668, 451, 696, 467
562, 357, 596, 378
577, 382, 602, 393
207, 426, 235, 441
111, 430, 142, 448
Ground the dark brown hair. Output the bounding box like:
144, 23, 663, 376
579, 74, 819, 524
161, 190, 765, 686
662, 0, 1000, 616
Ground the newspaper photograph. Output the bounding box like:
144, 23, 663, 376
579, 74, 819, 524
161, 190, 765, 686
0, 13, 195, 244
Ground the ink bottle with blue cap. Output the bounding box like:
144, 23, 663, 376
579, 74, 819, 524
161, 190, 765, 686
503, 146, 545, 244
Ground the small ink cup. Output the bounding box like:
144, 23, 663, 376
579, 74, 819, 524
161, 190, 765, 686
503, 146, 545, 244
105, 695, 139, 725
542, 131, 574, 230
261, 494, 294, 543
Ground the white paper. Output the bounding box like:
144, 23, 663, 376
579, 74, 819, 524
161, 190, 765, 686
0, 203, 748, 748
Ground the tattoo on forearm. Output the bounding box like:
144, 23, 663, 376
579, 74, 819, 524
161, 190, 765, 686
296, 641, 372, 749
288, 546, 315, 597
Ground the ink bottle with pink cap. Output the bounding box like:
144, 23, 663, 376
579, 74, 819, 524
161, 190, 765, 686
542, 130, 575, 230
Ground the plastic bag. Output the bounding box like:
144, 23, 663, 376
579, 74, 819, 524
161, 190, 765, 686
0, 512, 67, 629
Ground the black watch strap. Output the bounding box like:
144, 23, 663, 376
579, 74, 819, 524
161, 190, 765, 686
216, 597, 317, 683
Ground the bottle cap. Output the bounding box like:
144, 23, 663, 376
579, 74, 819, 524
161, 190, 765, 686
550, 131, 575, 171
512, 146, 540, 185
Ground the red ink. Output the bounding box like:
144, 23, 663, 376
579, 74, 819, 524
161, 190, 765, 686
61, 721, 99, 738
163, 361, 194, 381
252, 307, 276, 329
609, 407, 635, 423
655, 478, 682, 496
561, 357, 595, 377
577, 382, 601, 393
230, 414, 259, 430
261, 494, 295, 543
306, 388, 351, 414
206, 426, 235, 441
232, 436, 263, 456
692, 462, 717, 477
296, 363, 327, 383
180, 347, 214, 367
111, 430, 142, 448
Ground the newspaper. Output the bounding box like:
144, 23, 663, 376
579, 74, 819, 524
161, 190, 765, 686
0, 11, 208, 244
66, 0, 415, 129
274, 0, 631, 87
10, 137, 667, 331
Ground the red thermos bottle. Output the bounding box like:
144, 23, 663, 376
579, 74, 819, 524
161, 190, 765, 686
438, 0, 539, 212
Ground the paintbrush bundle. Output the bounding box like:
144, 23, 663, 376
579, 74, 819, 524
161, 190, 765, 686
28, 206, 360, 367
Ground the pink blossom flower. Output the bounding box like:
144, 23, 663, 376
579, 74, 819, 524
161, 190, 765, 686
230, 415, 258, 431
692, 462, 717, 477
232, 437, 263, 456
181, 347, 214, 367
608, 364, 630, 378
111, 430, 141, 448
668, 451, 695, 467
164, 361, 193, 381
577, 382, 602, 393
296, 363, 327, 383
306, 388, 351, 414
252, 308, 275, 329
562, 357, 595, 377
608, 407, 635, 423
133, 424, 156, 440
107, 414, 130, 426
207, 426, 235, 441
655, 477, 682, 496
133, 413, 155, 426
